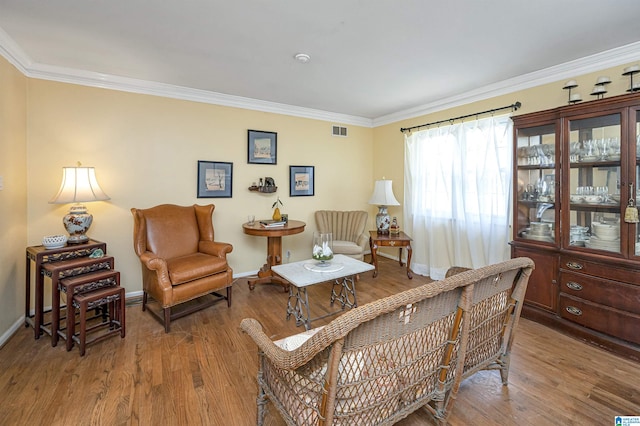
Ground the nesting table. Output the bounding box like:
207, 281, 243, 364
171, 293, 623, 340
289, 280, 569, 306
25, 240, 107, 339
272, 254, 374, 330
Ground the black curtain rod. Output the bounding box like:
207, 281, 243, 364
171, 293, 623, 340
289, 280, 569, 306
400, 101, 521, 133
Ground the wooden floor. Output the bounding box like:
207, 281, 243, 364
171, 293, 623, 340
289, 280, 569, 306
1, 256, 638, 425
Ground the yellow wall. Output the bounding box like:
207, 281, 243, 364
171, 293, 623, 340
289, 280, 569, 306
2, 51, 639, 341
0, 56, 27, 338
25, 79, 375, 303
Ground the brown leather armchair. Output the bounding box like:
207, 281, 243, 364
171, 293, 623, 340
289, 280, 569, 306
131, 204, 233, 332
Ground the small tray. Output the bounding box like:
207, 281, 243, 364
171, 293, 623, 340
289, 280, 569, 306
303, 262, 344, 273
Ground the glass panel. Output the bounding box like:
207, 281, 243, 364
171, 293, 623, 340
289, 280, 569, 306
515, 124, 556, 243
568, 113, 621, 253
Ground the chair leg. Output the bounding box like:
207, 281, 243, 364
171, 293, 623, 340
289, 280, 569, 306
499, 354, 510, 385
142, 292, 147, 311
257, 385, 267, 426
227, 286, 232, 307
163, 307, 171, 333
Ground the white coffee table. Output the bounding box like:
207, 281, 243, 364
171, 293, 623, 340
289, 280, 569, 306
272, 254, 374, 330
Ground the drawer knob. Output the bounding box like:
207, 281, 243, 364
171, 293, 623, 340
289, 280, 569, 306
565, 281, 583, 291
566, 306, 583, 316
566, 261, 583, 270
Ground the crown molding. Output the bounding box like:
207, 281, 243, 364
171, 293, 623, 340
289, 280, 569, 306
0, 27, 373, 128
25, 62, 374, 128
0, 26, 31, 74
1, 23, 638, 130
373, 41, 640, 127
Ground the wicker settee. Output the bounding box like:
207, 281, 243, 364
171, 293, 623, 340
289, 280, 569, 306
241, 257, 534, 425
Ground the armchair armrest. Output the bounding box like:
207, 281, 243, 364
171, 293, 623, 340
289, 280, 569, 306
199, 240, 233, 258
139, 251, 172, 290
356, 232, 369, 251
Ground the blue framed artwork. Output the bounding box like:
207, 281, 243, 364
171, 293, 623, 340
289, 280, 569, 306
197, 160, 233, 198
248, 129, 277, 164
290, 165, 314, 196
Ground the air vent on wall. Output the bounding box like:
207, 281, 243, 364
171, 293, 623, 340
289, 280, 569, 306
332, 125, 347, 137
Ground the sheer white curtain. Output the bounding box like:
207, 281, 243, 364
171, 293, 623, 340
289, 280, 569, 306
404, 114, 513, 279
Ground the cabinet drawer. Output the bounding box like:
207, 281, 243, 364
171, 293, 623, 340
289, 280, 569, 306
560, 272, 640, 314
560, 255, 638, 285
559, 294, 640, 345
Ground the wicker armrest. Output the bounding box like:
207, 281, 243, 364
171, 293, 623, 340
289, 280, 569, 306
273, 326, 325, 351
240, 319, 331, 370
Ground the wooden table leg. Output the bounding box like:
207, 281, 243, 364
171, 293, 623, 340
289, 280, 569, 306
25, 254, 32, 329
248, 236, 289, 291
406, 244, 413, 279
369, 236, 379, 278
34, 269, 44, 339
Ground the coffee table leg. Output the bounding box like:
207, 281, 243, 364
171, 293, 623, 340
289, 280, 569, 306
330, 276, 357, 309
286, 287, 312, 330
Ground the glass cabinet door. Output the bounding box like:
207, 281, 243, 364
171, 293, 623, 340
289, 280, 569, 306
634, 109, 640, 256
515, 124, 557, 244
567, 113, 621, 253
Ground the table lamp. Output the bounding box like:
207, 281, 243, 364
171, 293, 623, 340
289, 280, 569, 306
49, 164, 110, 244
368, 179, 400, 234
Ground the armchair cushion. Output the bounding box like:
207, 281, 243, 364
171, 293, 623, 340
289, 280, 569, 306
332, 240, 363, 256
166, 253, 229, 285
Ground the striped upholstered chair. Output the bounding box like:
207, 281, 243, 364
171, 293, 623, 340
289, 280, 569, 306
315, 210, 369, 261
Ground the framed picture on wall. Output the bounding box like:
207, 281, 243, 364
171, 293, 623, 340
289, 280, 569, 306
248, 129, 277, 164
290, 165, 314, 197
197, 160, 233, 198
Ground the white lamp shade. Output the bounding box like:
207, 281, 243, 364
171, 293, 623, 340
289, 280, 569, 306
49, 167, 110, 204
368, 180, 400, 206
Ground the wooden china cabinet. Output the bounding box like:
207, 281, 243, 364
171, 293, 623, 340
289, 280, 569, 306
511, 92, 640, 361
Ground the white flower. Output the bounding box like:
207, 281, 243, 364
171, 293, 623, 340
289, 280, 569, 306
322, 241, 333, 256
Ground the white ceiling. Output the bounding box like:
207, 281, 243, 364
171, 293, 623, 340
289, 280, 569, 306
1, 0, 640, 125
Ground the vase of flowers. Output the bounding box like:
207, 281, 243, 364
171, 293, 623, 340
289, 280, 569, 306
312, 232, 333, 265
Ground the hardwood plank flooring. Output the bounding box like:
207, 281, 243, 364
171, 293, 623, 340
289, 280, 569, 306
1, 256, 638, 425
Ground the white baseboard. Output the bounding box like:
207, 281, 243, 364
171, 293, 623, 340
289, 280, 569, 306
0, 317, 26, 349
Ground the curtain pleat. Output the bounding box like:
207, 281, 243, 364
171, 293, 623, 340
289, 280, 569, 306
404, 115, 513, 279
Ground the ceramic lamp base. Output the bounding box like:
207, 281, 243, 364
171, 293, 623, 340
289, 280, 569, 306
63, 204, 93, 244
376, 206, 390, 234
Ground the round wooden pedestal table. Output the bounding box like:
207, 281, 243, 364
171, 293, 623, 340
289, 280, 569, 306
243, 220, 306, 291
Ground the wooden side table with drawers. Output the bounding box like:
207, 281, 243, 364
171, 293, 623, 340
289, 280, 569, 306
369, 231, 413, 279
